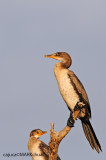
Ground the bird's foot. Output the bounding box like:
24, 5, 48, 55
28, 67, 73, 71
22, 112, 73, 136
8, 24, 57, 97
67, 113, 75, 127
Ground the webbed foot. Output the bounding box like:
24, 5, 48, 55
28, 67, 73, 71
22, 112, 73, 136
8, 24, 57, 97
67, 112, 75, 127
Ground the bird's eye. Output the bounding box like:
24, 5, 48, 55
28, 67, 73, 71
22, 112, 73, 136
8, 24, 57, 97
56, 52, 60, 56
38, 130, 41, 134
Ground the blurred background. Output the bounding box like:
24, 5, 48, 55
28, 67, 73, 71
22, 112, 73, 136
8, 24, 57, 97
0, 0, 106, 159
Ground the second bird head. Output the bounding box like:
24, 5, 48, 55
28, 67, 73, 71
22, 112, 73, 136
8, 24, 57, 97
30, 129, 47, 139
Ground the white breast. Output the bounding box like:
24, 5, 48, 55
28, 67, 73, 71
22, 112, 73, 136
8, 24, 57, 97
54, 67, 79, 111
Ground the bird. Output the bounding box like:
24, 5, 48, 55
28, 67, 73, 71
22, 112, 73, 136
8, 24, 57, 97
28, 129, 61, 160
44, 52, 102, 153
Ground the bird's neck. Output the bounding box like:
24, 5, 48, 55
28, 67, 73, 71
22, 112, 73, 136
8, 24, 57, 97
30, 136, 40, 140
63, 59, 71, 68
29, 136, 38, 144
54, 60, 71, 69
54, 62, 67, 80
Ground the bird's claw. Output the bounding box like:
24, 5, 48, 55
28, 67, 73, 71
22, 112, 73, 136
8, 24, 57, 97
67, 113, 75, 127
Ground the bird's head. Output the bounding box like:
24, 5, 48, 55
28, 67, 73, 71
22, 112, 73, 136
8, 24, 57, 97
44, 52, 72, 68
30, 129, 47, 139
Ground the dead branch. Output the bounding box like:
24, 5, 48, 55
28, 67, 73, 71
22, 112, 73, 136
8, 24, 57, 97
49, 110, 80, 160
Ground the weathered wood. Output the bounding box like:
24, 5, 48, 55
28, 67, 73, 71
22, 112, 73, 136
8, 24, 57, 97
49, 110, 80, 160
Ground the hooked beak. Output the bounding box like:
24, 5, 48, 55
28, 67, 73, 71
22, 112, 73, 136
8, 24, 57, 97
42, 131, 47, 134
37, 131, 47, 137
44, 54, 58, 60
41, 131, 47, 135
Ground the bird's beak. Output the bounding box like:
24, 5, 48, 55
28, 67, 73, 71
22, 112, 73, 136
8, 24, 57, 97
38, 131, 47, 136
42, 131, 47, 135
36, 131, 47, 138
44, 54, 58, 60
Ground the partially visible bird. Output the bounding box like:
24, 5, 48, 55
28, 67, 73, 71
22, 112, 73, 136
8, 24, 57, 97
44, 52, 102, 153
28, 129, 61, 160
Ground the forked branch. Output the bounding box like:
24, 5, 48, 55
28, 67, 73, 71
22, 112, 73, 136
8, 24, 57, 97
49, 110, 80, 160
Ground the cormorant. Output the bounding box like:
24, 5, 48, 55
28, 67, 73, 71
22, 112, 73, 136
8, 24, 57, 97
45, 52, 102, 153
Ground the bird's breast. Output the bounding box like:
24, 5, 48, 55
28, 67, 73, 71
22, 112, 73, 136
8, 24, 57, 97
54, 68, 79, 111
28, 139, 45, 160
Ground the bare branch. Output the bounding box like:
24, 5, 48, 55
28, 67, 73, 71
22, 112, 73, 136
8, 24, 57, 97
49, 110, 80, 160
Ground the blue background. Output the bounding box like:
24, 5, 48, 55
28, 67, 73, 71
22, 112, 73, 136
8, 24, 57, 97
0, 0, 106, 159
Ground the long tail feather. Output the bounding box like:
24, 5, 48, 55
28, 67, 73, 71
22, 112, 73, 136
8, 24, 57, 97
81, 120, 102, 153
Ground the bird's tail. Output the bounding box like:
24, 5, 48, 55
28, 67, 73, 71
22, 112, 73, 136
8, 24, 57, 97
81, 120, 102, 153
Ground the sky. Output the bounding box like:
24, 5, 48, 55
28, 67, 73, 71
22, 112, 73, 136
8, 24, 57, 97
0, 0, 106, 159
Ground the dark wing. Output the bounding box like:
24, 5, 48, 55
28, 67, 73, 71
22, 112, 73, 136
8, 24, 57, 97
39, 142, 49, 159
68, 71, 91, 117
40, 142, 61, 160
